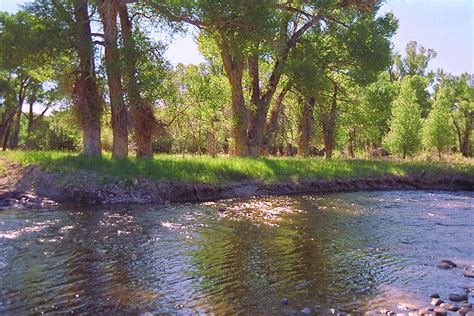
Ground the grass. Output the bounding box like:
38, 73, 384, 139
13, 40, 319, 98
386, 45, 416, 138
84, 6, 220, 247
0, 159, 7, 177
0, 150, 473, 185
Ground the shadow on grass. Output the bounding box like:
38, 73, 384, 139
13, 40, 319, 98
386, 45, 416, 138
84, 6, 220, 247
3, 151, 473, 184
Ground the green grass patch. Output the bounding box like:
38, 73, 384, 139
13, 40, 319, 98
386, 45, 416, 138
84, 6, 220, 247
0, 159, 7, 177
0, 150, 472, 185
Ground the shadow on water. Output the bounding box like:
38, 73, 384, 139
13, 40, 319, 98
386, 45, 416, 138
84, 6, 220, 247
0, 190, 473, 314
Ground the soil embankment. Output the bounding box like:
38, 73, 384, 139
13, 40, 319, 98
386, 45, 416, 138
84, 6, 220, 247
0, 158, 473, 208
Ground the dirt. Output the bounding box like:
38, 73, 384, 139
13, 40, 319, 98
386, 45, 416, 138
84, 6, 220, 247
0, 157, 473, 209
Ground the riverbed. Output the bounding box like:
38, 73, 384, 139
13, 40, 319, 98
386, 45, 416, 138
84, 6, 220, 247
0, 190, 473, 314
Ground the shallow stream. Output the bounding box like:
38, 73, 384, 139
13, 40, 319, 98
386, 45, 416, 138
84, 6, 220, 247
0, 191, 473, 314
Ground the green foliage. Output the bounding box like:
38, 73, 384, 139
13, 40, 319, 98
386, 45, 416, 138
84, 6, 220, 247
24, 110, 81, 151
394, 41, 437, 78
422, 90, 454, 157
384, 76, 423, 158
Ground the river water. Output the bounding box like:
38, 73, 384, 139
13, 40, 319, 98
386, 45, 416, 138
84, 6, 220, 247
0, 191, 473, 314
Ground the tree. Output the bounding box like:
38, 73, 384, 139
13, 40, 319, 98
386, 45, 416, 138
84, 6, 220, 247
284, 11, 397, 158
393, 41, 437, 116
434, 72, 473, 157
384, 76, 423, 158
71, 0, 104, 156
118, 3, 158, 159
422, 91, 454, 159
146, 0, 385, 157
99, 0, 128, 158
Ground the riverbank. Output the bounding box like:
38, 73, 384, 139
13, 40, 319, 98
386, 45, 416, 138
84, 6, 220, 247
0, 151, 473, 207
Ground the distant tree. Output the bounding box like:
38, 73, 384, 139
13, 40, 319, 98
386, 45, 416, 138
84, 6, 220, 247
384, 76, 423, 158
422, 89, 454, 159
394, 41, 436, 78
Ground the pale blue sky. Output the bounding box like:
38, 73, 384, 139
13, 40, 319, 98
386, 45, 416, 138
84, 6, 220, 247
1, 0, 472, 74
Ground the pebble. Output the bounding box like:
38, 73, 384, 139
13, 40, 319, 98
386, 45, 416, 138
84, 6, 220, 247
458, 307, 473, 315
462, 270, 474, 278
433, 306, 447, 315
419, 307, 434, 315
440, 303, 459, 311
431, 298, 444, 306
437, 262, 454, 269
440, 259, 457, 267
281, 298, 289, 305
300, 307, 312, 316
449, 294, 468, 302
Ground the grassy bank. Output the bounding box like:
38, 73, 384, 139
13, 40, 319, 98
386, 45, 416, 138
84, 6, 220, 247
1, 150, 473, 185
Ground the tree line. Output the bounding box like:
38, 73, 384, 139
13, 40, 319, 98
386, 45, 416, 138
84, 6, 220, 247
0, 0, 472, 159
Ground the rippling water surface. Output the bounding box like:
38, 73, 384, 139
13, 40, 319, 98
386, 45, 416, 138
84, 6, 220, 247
0, 191, 473, 314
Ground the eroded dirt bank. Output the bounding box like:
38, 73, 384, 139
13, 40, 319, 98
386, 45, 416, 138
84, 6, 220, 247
1, 158, 473, 209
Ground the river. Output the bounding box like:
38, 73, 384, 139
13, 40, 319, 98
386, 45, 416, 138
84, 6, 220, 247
0, 190, 473, 314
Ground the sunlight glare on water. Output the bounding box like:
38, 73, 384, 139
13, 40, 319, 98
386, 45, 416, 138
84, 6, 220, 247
0, 191, 473, 314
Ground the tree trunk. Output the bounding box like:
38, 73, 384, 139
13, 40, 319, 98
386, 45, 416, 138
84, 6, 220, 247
265, 84, 290, 154
8, 105, 22, 149
298, 96, 315, 156
247, 53, 287, 157
0, 109, 16, 150
72, 0, 102, 156
99, 0, 128, 159
347, 128, 356, 158
320, 83, 338, 159
461, 110, 472, 157
9, 77, 29, 149
3, 125, 11, 151
219, 43, 248, 156
118, 4, 156, 159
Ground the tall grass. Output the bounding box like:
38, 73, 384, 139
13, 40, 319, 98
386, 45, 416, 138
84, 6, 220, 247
1, 150, 472, 184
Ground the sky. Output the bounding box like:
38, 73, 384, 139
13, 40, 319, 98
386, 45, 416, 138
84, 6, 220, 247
1, 0, 473, 75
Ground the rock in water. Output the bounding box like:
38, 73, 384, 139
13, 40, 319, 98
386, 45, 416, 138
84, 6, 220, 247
433, 306, 447, 315
439, 259, 457, 267
429, 293, 440, 299
458, 307, 473, 316
448, 293, 468, 302
462, 270, 474, 278
419, 307, 434, 315
300, 307, 312, 316
431, 298, 444, 306
440, 303, 459, 311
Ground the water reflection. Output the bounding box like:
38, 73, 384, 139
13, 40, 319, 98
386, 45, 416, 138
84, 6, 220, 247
0, 191, 473, 314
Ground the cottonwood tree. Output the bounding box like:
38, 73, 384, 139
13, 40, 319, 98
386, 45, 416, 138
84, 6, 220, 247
434, 73, 473, 157
384, 76, 423, 158
284, 11, 397, 158
422, 89, 454, 159
145, 0, 386, 157
72, 0, 104, 156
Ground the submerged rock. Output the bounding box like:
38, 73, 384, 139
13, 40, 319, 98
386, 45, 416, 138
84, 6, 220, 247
439, 302, 459, 311
430, 294, 440, 299
462, 270, 474, 278
449, 294, 468, 302
440, 259, 457, 267
437, 259, 457, 269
